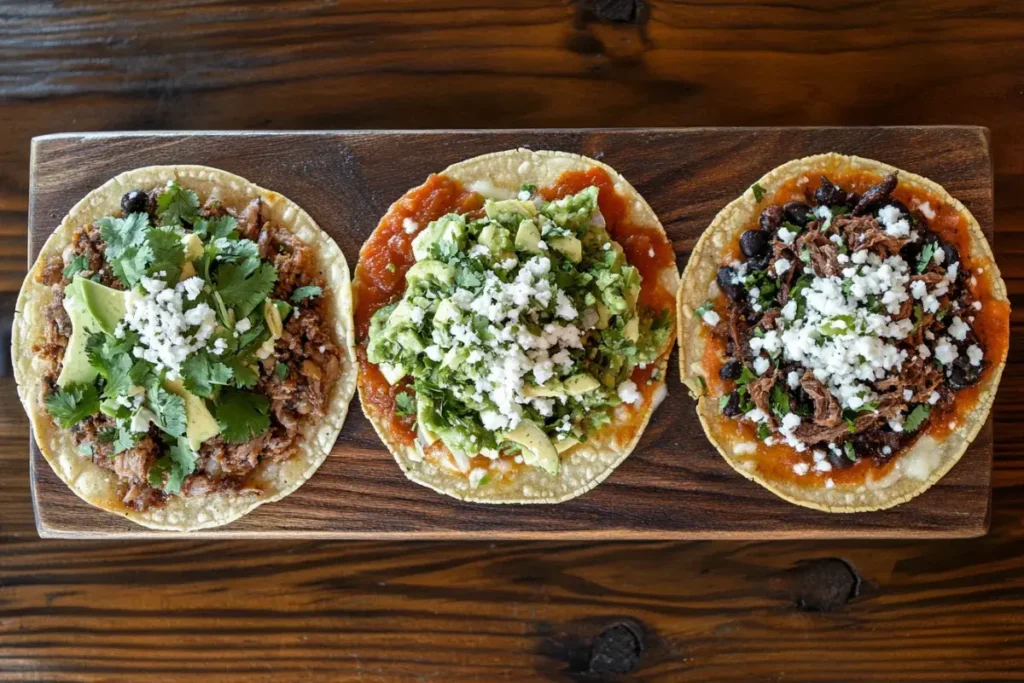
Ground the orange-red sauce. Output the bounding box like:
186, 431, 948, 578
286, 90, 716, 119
701, 169, 1010, 487
352, 168, 676, 475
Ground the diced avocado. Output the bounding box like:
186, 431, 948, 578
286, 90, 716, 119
406, 259, 455, 287
179, 261, 197, 281
563, 374, 600, 395
501, 421, 559, 475
485, 198, 537, 221
57, 277, 127, 388
514, 219, 542, 253
412, 214, 466, 261
396, 329, 424, 353
387, 299, 418, 326
554, 436, 579, 454
624, 316, 639, 342
521, 381, 565, 398
379, 363, 407, 385
595, 301, 611, 330
165, 379, 220, 451
434, 299, 460, 325
416, 395, 440, 446
79, 277, 126, 335
549, 236, 582, 264
181, 233, 204, 261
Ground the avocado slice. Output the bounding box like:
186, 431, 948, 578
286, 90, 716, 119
501, 420, 559, 475
548, 236, 582, 264
623, 316, 639, 343
57, 277, 128, 388
411, 214, 466, 262
484, 198, 537, 221
514, 219, 542, 253
165, 379, 220, 451
378, 363, 407, 385
563, 374, 600, 395
79, 277, 127, 334
182, 233, 204, 261
406, 259, 455, 287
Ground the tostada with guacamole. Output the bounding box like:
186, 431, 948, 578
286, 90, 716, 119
14, 166, 356, 530
353, 149, 678, 503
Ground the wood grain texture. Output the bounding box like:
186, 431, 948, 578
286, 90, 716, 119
28, 127, 994, 539
2, 1, 1024, 680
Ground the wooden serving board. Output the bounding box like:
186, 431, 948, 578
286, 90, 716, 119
28, 128, 993, 539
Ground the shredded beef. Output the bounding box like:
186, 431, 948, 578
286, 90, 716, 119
838, 215, 904, 257
795, 224, 842, 277
234, 198, 262, 240
800, 374, 842, 428
748, 372, 778, 429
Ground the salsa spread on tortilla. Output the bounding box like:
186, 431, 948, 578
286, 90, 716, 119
16, 166, 356, 529
678, 154, 1009, 511
354, 150, 678, 503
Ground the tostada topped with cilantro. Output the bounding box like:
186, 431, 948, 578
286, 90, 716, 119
14, 166, 356, 530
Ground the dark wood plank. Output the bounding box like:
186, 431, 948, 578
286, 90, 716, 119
28, 127, 993, 539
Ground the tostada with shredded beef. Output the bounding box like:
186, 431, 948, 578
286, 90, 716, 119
678, 153, 1009, 512
14, 166, 356, 530
354, 150, 678, 503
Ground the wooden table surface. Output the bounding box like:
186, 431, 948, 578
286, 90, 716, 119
2, 1, 1023, 680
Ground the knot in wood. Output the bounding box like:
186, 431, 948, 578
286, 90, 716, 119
588, 620, 645, 675
793, 558, 862, 612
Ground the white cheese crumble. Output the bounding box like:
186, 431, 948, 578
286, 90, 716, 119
878, 205, 911, 238
967, 344, 984, 366
948, 316, 969, 341
752, 356, 771, 375
774, 258, 791, 276
701, 310, 720, 327
792, 462, 810, 476
402, 217, 419, 234
125, 277, 218, 380
777, 227, 797, 245
617, 380, 641, 405
928, 391, 941, 405
934, 338, 959, 365
918, 201, 936, 219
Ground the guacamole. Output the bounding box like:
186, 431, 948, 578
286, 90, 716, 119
367, 185, 672, 477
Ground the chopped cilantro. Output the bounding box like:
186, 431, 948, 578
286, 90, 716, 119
936, 307, 950, 322
770, 384, 790, 418
86, 333, 149, 399
145, 227, 186, 282
475, 473, 492, 487
274, 362, 289, 381
63, 254, 89, 280
145, 382, 187, 438
215, 257, 278, 318
214, 388, 271, 443
913, 304, 925, 331
99, 213, 150, 260
156, 181, 200, 226
193, 215, 238, 241
97, 427, 117, 443
756, 422, 771, 440
844, 441, 857, 461
77, 442, 94, 457
520, 183, 538, 195
225, 358, 259, 388
799, 247, 812, 264
694, 300, 714, 317
394, 392, 416, 418
916, 243, 937, 273
44, 384, 100, 428
736, 365, 756, 386
148, 436, 197, 494
385, 263, 396, 273
290, 285, 323, 304
214, 238, 259, 264
181, 353, 233, 398
113, 424, 140, 454
903, 404, 931, 433
718, 394, 731, 411
751, 183, 766, 203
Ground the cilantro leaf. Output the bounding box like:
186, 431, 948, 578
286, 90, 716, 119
113, 423, 141, 454
718, 394, 731, 411
756, 422, 771, 440
694, 300, 714, 317
213, 237, 259, 264
149, 437, 198, 494
63, 254, 89, 280
156, 181, 200, 226
215, 258, 278, 319
145, 383, 187, 438
99, 213, 150, 260
145, 227, 185, 282
87, 333, 149, 399
903, 404, 931, 433
844, 441, 857, 461
44, 383, 100, 428
751, 183, 766, 203
181, 352, 234, 398
274, 362, 289, 380
770, 384, 790, 418
917, 243, 937, 274
194, 216, 238, 241
225, 358, 259, 388
394, 392, 416, 417
214, 388, 271, 443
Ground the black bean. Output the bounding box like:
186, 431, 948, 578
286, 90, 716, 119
783, 201, 813, 226
853, 173, 898, 215
739, 230, 768, 258
947, 357, 981, 391
815, 176, 848, 206
747, 251, 771, 272
721, 392, 742, 416
719, 359, 743, 380
717, 266, 745, 301
120, 190, 149, 215
759, 205, 784, 232
943, 243, 960, 267
827, 448, 854, 469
